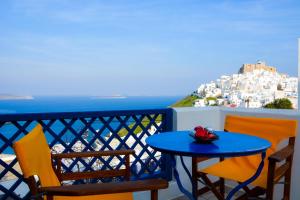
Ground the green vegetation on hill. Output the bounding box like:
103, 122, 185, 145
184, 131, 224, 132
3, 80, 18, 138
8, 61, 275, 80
264, 98, 293, 109
171, 95, 199, 107
118, 115, 162, 137
206, 97, 217, 101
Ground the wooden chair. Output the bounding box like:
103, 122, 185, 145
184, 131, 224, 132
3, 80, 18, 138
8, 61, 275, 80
13, 124, 168, 200
192, 115, 297, 200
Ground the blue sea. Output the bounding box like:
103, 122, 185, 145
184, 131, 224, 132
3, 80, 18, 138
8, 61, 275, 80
0, 96, 182, 154
0, 96, 182, 114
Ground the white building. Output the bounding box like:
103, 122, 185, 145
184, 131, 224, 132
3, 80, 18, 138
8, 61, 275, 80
194, 99, 206, 107
196, 67, 298, 109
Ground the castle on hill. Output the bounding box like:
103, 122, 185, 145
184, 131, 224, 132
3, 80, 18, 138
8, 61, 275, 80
239, 60, 276, 74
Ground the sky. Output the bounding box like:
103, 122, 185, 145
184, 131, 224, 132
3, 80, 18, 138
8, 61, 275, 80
0, 0, 299, 96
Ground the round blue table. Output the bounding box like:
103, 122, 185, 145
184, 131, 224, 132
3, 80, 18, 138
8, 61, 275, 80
146, 130, 271, 200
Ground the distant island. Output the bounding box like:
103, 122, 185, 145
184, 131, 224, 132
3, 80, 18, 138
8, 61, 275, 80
0, 95, 34, 100
91, 95, 127, 99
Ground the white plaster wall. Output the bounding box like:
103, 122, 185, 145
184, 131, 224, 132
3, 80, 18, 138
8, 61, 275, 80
173, 107, 222, 131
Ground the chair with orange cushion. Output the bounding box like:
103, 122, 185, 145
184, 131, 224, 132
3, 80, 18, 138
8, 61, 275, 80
13, 124, 168, 200
192, 115, 297, 200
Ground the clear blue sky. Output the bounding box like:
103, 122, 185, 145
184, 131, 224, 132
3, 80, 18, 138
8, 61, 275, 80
0, 0, 299, 96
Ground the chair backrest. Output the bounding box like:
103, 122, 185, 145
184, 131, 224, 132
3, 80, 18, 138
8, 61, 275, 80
224, 115, 297, 168
13, 124, 60, 187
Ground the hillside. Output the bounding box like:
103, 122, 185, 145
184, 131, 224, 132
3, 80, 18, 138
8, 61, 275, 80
171, 95, 198, 107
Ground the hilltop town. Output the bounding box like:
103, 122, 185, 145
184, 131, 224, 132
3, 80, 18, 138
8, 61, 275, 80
193, 61, 298, 109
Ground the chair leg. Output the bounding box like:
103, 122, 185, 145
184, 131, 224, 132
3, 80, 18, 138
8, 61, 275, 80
283, 172, 291, 200
192, 157, 199, 199
200, 173, 224, 200
219, 157, 225, 198
266, 161, 276, 200
46, 196, 53, 200
237, 181, 251, 199
283, 161, 293, 200
236, 186, 265, 200
151, 189, 158, 200
220, 177, 225, 198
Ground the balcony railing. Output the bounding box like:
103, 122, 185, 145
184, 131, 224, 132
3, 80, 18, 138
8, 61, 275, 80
1, 107, 299, 200
0, 108, 173, 199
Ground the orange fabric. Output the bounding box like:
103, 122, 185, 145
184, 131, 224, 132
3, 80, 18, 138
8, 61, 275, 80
13, 124, 60, 187
13, 124, 133, 200
201, 115, 297, 188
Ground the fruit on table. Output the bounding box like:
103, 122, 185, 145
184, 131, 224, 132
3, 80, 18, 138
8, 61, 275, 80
194, 126, 217, 140
194, 126, 206, 137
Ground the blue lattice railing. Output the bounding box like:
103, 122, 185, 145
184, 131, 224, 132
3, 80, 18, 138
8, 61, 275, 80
0, 108, 173, 199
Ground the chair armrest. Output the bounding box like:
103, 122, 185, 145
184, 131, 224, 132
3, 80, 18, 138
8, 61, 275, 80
52, 149, 135, 159
52, 150, 135, 181
39, 179, 168, 196
267, 145, 294, 189
268, 145, 294, 163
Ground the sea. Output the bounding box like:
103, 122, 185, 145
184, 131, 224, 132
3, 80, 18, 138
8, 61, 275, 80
0, 96, 182, 114
0, 96, 182, 154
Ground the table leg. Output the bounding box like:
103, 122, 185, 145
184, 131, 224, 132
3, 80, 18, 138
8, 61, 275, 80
171, 155, 195, 200
225, 151, 266, 200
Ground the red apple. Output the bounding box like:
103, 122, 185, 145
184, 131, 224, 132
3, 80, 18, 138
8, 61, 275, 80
194, 126, 207, 138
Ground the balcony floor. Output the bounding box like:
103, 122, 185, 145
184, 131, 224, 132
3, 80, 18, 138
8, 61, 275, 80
172, 186, 245, 200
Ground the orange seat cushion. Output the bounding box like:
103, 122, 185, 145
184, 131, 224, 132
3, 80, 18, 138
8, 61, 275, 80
201, 156, 268, 188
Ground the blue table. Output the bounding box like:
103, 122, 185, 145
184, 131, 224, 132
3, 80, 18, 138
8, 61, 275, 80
146, 130, 271, 200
